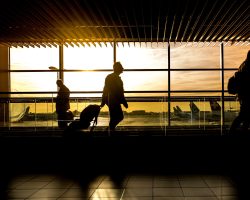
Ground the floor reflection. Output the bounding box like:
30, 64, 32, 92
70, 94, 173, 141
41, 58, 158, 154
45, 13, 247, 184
0, 173, 240, 200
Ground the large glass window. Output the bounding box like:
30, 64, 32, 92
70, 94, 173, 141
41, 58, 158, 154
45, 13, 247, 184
64, 72, 108, 96
6, 43, 247, 130
171, 71, 221, 91
64, 44, 113, 69
11, 72, 57, 94
10, 47, 59, 70
116, 42, 168, 69
10, 47, 59, 96
170, 43, 220, 69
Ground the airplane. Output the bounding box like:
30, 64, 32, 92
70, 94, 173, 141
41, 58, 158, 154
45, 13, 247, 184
189, 100, 238, 123
208, 100, 238, 122
10, 106, 30, 122
172, 105, 192, 119
171, 101, 200, 120
171, 100, 234, 122
209, 100, 221, 112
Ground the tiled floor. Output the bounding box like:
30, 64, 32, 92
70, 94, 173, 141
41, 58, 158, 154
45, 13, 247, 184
2, 173, 239, 200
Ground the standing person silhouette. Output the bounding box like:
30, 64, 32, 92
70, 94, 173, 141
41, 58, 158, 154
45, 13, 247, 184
56, 79, 71, 128
229, 50, 250, 133
100, 62, 128, 131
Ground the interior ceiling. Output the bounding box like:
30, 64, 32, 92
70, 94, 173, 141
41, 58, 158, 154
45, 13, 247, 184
0, 0, 249, 47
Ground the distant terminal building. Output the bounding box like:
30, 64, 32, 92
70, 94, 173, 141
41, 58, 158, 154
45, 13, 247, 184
131, 110, 146, 115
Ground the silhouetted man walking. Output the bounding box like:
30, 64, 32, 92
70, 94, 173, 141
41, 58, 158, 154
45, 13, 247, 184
56, 79, 71, 128
230, 50, 250, 133
100, 62, 128, 131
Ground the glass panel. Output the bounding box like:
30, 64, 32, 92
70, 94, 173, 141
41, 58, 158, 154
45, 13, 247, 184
64, 44, 113, 70
9, 99, 57, 128
11, 72, 58, 95
64, 72, 108, 94
10, 47, 59, 70
64, 71, 168, 95
171, 71, 221, 91
123, 71, 168, 92
171, 100, 205, 126
4, 95, 236, 131
224, 45, 249, 69
120, 101, 168, 127
6, 97, 169, 129
116, 42, 168, 69
170, 43, 220, 69
170, 97, 221, 127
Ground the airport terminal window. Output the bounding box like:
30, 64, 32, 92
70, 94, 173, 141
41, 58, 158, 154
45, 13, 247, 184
10, 47, 59, 70
10, 72, 57, 95
171, 71, 221, 91
64, 44, 113, 70
64, 72, 108, 93
122, 72, 168, 93
116, 42, 168, 69
6, 43, 247, 129
170, 43, 220, 69
63, 71, 168, 97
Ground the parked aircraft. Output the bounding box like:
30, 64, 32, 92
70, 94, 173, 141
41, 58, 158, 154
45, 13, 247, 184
11, 106, 30, 122
173, 105, 191, 119
171, 100, 237, 123
208, 100, 238, 122
171, 101, 200, 120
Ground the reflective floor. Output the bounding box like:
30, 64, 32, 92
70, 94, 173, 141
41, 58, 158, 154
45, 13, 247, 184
0, 130, 249, 200
2, 173, 239, 200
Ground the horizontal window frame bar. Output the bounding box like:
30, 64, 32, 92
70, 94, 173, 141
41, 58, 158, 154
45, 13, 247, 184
5, 68, 238, 72
0, 96, 237, 103
0, 90, 232, 94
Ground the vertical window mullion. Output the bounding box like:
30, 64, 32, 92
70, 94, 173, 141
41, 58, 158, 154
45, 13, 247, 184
168, 42, 171, 128
220, 42, 225, 134
59, 45, 64, 81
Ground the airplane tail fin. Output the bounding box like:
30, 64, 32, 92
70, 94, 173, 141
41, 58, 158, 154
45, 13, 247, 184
173, 107, 177, 113
190, 102, 199, 113
176, 106, 182, 112
11, 106, 30, 122
209, 100, 221, 112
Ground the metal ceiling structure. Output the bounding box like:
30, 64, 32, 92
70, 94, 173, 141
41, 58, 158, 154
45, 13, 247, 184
0, 0, 249, 47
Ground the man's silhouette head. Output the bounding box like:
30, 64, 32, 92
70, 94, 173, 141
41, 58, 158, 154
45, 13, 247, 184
56, 79, 63, 87
113, 62, 124, 75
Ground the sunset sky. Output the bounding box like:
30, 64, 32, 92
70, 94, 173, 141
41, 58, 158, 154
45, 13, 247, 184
10, 43, 249, 94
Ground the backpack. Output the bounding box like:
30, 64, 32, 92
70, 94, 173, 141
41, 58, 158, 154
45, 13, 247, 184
228, 75, 237, 95
227, 72, 242, 95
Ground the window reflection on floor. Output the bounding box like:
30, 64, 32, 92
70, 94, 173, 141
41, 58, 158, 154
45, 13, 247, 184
4, 174, 239, 200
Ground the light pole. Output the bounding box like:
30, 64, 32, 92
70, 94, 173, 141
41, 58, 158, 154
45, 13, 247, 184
48, 66, 59, 80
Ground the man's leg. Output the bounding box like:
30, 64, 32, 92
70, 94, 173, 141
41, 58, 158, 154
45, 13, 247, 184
109, 105, 124, 130
57, 112, 68, 128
